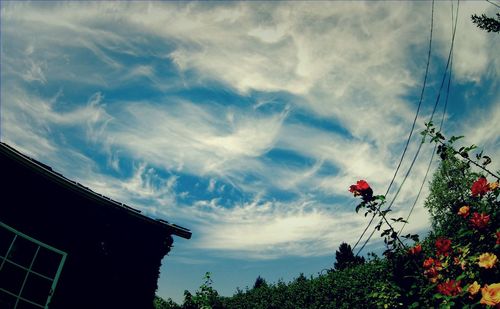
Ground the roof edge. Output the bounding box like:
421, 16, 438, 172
0, 142, 192, 239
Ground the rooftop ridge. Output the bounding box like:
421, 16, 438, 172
0, 142, 191, 239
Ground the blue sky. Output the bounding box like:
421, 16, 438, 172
1, 1, 499, 303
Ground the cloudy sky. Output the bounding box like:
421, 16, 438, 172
1, 0, 499, 303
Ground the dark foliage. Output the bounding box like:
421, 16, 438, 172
253, 276, 268, 289
424, 146, 478, 236
221, 259, 394, 309
471, 13, 500, 33
334, 242, 365, 271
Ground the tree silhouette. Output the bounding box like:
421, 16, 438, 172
334, 242, 365, 271
253, 275, 268, 289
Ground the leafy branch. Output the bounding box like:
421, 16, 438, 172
421, 122, 500, 181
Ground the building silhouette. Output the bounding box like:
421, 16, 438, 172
0, 142, 191, 309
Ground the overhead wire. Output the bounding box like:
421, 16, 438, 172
355, 0, 460, 256
351, 0, 435, 252
399, 0, 457, 236
398, 69, 453, 237
485, 0, 500, 9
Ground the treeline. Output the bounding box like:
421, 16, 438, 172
154, 257, 396, 309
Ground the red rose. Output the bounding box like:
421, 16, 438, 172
408, 244, 422, 255
470, 212, 490, 229
349, 185, 360, 196
424, 267, 439, 278
348, 180, 371, 194
437, 279, 462, 296
495, 231, 500, 245
471, 177, 490, 196
435, 238, 452, 256
356, 180, 370, 191
348, 180, 373, 201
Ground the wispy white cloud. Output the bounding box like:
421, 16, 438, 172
459, 99, 500, 173
188, 195, 432, 259
22, 59, 47, 84
1, 1, 498, 260
0, 85, 111, 158
106, 100, 287, 178
207, 178, 217, 193
433, 1, 499, 83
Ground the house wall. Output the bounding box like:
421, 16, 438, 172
0, 148, 173, 309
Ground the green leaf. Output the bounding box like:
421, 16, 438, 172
476, 150, 483, 160
380, 209, 392, 216
356, 204, 362, 213
449, 135, 464, 144
482, 155, 492, 166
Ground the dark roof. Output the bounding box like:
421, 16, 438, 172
0, 142, 191, 239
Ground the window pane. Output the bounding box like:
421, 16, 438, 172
7, 237, 37, 267
0, 290, 18, 308
31, 246, 61, 279
0, 227, 15, 258
0, 261, 26, 294
21, 273, 52, 305
16, 299, 44, 309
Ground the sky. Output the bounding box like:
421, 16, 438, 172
1, 0, 499, 303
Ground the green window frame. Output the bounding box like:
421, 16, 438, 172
0, 221, 67, 309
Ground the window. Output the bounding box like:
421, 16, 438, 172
0, 221, 67, 309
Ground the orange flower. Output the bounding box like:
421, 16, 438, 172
478, 253, 498, 269
423, 257, 443, 282
490, 182, 499, 190
480, 283, 500, 306
424, 267, 439, 280
453, 257, 466, 270
458, 205, 470, 218
423, 258, 442, 269
423, 257, 436, 269
468, 281, 481, 296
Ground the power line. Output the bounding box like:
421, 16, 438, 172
357, 0, 459, 255
352, 0, 435, 253
485, 0, 500, 9
399, 1, 457, 236
355, 0, 460, 256
399, 55, 454, 236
